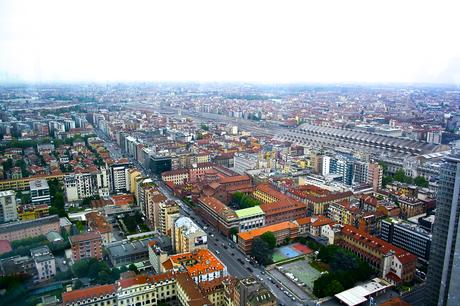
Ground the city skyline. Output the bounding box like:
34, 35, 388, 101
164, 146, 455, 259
1, 0, 460, 84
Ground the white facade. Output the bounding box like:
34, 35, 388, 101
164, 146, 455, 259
31, 246, 56, 282
110, 165, 130, 193
29, 179, 51, 206
64, 168, 110, 202
0, 190, 18, 223
322, 156, 331, 176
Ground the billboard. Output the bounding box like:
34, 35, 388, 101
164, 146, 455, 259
194, 235, 208, 246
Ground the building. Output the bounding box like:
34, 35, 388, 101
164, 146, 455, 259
64, 167, 110, 202
150, 155, 172, 175
17, 204, 49, 221
253, 183, 306, 225
368, 162, 383, 191
426, 153, 460, 305
278, 123, 446, 157
161, 169, 189, 185
196, 196, 239, 236
109, 160, 131, 194
29, 179, 51, 206
106, 238, 165, 268
233, 153, 259, 174
0, 190, 18, 223
334, 278, 393, 306
237, 221, 299, 254
0, 215, 60, 242
85, 212, 113, 244
380, 218, 431, 262
235, 206, 265, 232
157, 201, 180, 236
30, 245, 56, 282
173, 216, 208, 253
228, 277, 277, 306
70, 231, 103, 262
335, 225, 417, 284
163, 249, 228, 283
0, 173, 65, 191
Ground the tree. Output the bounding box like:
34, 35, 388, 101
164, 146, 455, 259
128, 264, 139, 274
73, 279, 83, 290
260, 231, 276, 249
251, 237, 272, 266
414, 176, 429, 188
324, 279, 344, 297
394, 169, 407, 183
382, 176, 393, 188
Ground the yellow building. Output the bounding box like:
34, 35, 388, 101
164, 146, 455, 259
0, 174, 65, 191
128, 169, 142, 194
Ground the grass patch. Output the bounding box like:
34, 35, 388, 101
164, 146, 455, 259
310, 260, 328, 272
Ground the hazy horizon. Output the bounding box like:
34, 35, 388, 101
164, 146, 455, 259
1, 0, 460, 85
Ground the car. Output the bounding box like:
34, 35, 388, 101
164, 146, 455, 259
247, 267, 253, 272
215, 250, 220, 254
261, 271, 265, 275
231, 252, 235, 256
245, 257, 250, 262
223, 246, 228, 249
291, 297, 296, 301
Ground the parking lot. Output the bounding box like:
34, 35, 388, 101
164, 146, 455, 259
281, 259, 321, 290
267, 266, 313, 301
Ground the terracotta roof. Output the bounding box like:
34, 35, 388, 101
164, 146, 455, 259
85, 212, 112, 234
62, 284, 116, 305
296, 217, 312, 225
198, 196, 237, 220
111, 194, 134, 206
238, 221, 299, 241
118, 271, 175, 288
167, 249, 225, 277
69, 231, 102, 244
219, 175, 250, 184
341, 225, 417, 264
379, 297, 411, 306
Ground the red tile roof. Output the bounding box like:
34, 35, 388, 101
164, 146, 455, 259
62, 284, 116, 305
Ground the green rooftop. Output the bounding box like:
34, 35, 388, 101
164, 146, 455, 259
235, 206, 264, 218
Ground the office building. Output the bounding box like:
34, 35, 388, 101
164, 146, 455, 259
29, 179, 51, 206
380, 218, 431, 262
0, 190, 18, 223
426, 153, 460, 305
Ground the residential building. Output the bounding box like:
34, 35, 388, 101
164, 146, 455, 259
109, 160, 131, 194
157, 201, 180, 236
173, 216, 207, 253
0, 215, 60, 242
17, 204, 49, 221
380, 218, 431, 262
161, 169, 189, 185
29, 179, 51, 206
0, 190, 18, 223
426, 153, 460, 305
237, 221, 299, 254
64, 167, 109, 202
85, 212, 113, 244
106, 238, 169, 268
30, 245, 56, 282
70, 231, 103, 262
233, 153, 259, 174
235, 206, 265, 232
0, 174, 65, 191
368, 162, 383, 191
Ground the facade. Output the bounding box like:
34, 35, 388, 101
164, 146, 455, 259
380, 218, 431, 262
161, 169, 189, 185
0, 190, 18, 223
157, 201, 180, 236
0, 174, 65, 192
368, 162, 383, 191
173, 216, 208, 253
109, 160, 131, 194
426, 153, 460, 306
196, 196, 239, 236
30, 245, 56, 282
29, 179, 51, 206
0, 215, 60, 242
235, 206, 265, 232
233, 153, 259, 174
237, 221, 299, 254
64, 167, 110, 202
70, 231, 103, 262
106, 238, 155, 267
85, 212, 113, 244
253, 183, 306, 225
17, 204, 49, 221
335, 225, 417, 284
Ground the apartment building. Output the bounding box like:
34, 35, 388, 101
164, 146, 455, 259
30, 245, 56, 282
173, 217, 207, 253
0, 190, 18, 223
70, 231, 103, 262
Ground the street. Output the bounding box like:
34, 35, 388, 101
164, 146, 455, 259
95, 127, 313, 306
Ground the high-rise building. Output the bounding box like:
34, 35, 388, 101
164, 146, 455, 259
426, 153, 460, 305
0, 190, 18, 223
173, 216, 207, 253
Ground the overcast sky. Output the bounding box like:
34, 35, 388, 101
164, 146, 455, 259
1, 0, 459, 84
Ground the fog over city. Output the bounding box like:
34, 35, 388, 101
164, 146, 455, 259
1, 0, 460, 84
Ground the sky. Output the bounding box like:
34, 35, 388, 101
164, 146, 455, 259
0, 0, 460, 84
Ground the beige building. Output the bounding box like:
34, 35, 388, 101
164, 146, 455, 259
157, 201, 180, 236
173, 216, 208, 253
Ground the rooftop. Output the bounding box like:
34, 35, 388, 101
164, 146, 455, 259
235, 206, 265, 219
69, 231, 102, 244
238, 221, 299, 241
